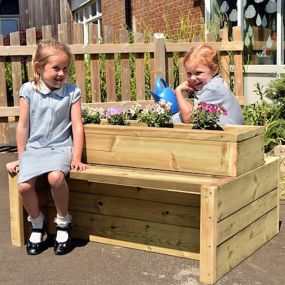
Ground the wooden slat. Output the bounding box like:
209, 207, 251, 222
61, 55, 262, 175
217, 156, 279, 221
104, 26, 116, 102
70, 165, 221, 194
42, 25, 53, 40
73, 23, 86, 102
217, 189, 278, 245
48, 207, 200, 255
120, 30, 131, 101
216, 208, 278, 280
55, 191, 201, 228
25, 27, 37, 81
219, 28, 230, 88
0, 35, 7, 107
88, 24, 101, 103
68, 178, 201, 207
135, 32, 145, 100
8, 173, 24, 246
10, 31, 22, 106
165, 41, 243, 53
200, 185, 218, 284
89, 235, 200, 260
232, 26, 244, 101
154, 33, 166, 78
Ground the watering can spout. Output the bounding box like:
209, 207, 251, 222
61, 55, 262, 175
148, 77, 179, 114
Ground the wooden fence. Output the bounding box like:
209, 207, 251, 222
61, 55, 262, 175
0, 23, 243, 145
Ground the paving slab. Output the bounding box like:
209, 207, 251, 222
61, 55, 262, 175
1, 151, 284, 285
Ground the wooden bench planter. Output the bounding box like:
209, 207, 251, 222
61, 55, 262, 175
8, 125, 280, 284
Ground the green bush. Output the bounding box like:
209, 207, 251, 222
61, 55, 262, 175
243, 82, 285, 152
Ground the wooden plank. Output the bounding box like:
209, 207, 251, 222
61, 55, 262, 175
232, 26, 244, 101
68, 179, 201, 207
119, 30, 131, 101
48, 207, 200, 254
235, 134, 264, 176
10, 31, 22, 106
73, 23, 86, 102
135, 32, 145, 100
200, 185, 218, 284
0, 35, 7, 107
219, 28, 230, 88
88, 24, 101, 103
0, 43, 156, 56
25, 27, 37, 81
154, 33, 166, 78
42, 25, 53, 40
70, 165, 219, 194
217, 156, 279, 221
89, 235, 200, 260
83, 124, 264, 142
104, 26, 116, 102
84, 134, 241, 176
165, 41, 243, 53
61, 191, 201, 228
217, 189, 278, 245
216, 208, 278, 281
58, 22, 70, 44
8, 173, 25, 246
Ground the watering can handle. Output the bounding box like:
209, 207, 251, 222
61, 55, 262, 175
155, 77, 169, 89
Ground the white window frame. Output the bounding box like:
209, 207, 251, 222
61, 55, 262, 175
205, 0, 284, 71
73, 0, 102, 44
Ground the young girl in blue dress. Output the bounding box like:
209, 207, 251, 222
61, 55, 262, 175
6, 40, 87, 255
174, 43, 243, 125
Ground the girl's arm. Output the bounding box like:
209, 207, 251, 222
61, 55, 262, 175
17, 97, 30, 156
7, 97, 30, 174
71, 99, 87, 171
175, 81, 194, 123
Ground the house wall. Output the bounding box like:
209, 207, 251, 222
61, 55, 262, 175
101, 0, 205, 41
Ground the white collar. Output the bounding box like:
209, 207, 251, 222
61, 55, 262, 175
32, 80, 65, 97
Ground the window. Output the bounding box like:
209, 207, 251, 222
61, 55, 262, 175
0, 0, 19, 36
0, 18, 18, 36
208, 0, 283, 65
72, 0, 102, 44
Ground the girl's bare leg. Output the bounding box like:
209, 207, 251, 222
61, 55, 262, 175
48, 171, 69, 217
18, 177, 39, 219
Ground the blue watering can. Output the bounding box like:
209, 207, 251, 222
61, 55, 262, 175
148, 77, 179, 114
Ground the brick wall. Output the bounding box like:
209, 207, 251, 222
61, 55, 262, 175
101, 0, 205, 41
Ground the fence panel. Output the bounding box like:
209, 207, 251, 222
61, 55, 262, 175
0, 24, 244, 145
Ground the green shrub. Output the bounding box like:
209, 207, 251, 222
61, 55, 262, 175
243, 82, 285, 152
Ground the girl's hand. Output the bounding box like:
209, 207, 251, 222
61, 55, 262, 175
6, 160, 19, 174
70, 159, 88, 171
175, 81, 195, 96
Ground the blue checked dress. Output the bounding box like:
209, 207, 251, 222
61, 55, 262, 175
17, 81, 81, 184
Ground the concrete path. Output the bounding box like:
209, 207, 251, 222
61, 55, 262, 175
1, 151, 284, 285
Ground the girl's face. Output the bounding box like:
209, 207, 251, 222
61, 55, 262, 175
185, 61, 218, 91
40, 51, 69, 90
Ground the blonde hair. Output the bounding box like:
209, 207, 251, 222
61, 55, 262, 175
183, 43, 219, 75
32, 39, 72, 88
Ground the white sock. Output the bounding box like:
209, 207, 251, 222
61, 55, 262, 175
54, 213, 72, 243
28, 212, 44, 243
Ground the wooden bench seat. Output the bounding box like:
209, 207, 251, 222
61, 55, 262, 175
8, 156, 280, 284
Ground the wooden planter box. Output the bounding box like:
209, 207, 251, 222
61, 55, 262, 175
83, 124, 265, 177
8, 157, 279, 284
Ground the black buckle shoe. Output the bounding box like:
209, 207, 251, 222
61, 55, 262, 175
54, 225, 72, 255
26, 227, 46, 255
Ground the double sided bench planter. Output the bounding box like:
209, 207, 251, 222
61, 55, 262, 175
8, 124, 280, 284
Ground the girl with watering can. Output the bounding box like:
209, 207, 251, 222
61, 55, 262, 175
175, 43, 243, 125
